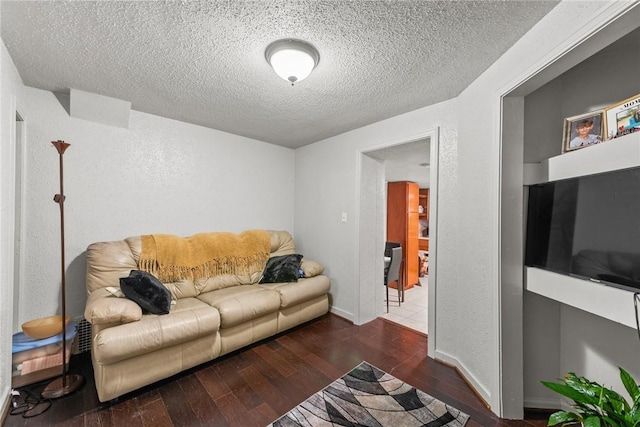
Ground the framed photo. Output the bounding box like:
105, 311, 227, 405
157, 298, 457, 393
562, 110, 604, 153
604, 93, 640, 139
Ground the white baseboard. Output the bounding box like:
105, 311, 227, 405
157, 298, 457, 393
434, 349, 492, 408
330, 306, 353, 323
523, 396, 561, 410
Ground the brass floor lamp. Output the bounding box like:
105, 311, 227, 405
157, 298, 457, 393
41, 140, 84, 399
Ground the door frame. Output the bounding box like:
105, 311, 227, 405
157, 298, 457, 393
354, 127, 440, 353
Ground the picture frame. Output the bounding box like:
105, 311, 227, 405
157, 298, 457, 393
604, 93, 640, 139
562, 110, 604, 153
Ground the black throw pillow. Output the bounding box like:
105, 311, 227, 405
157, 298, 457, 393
259, 254, 303, 284
119, 270, 172, 314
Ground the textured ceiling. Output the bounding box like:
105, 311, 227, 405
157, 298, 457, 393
368, 138, 431, 187
0, 1, 559, 149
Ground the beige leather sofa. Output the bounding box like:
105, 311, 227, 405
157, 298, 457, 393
84, 230, 330, 402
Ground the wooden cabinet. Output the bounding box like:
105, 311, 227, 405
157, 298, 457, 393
419, 188, 429, 221
387, 181, 419, 289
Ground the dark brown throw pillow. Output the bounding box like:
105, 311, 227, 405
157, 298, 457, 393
259, 254, 303, 284
119, 270, 172, 314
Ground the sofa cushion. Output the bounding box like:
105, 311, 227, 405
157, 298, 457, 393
197, 285, 281, 328
86, 240, 138, 294
195, 273, 257, 295
259, 275, 331, 308
85, 288, 142, 325
300, 259, 324, 277
93, 298, 220, 365
120, 270, 172, 315
259, 254, 303, 284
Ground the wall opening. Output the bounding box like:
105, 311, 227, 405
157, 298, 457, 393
356, 128, 439, 355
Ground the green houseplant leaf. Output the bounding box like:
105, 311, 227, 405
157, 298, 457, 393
548, 410, 582, 426
542, 368, 640, 427
620, 368, 640, 403
541, 380, 597, 404
583, 416, 602, 427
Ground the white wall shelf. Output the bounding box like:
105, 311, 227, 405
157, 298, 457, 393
525, 267, 637, 329
524, 132, 640, 185
524, 132, 640, 329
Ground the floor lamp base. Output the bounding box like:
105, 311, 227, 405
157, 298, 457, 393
41, 374, 84, 399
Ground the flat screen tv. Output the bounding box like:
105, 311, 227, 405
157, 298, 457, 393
525, 166, 640, 293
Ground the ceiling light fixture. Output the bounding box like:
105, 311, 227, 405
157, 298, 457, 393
265, 39, 319, 85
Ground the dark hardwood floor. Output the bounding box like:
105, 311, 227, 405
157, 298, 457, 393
4, 314, 551, 426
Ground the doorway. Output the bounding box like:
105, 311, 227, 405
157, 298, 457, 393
356, 128, 439, 351
367, 140, 429, 334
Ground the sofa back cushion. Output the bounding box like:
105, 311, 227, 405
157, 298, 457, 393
86, 230, 299, 299
138, 231, 270, 283
195, 230, 298, 293
269, 230, 296, 257
194, 272, 259, 294
86, 236, 199, 299
86, 240, 138, 295
127, 235, 201, 299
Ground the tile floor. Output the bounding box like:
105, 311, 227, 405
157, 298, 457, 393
380, 275, 428, 335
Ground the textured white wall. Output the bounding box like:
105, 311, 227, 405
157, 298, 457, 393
293, 98, 457, 319
0, 38, 25, 415
17, 87, 295, 326
560, 304, 640, 395
357, 154, 385, 323
450, 1, 639, 414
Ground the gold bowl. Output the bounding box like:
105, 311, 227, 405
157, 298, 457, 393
22, 315, 70, 339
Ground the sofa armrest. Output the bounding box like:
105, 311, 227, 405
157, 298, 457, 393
85, 288, 142, 326
301, 258, 324, 277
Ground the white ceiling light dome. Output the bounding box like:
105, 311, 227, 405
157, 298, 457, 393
265, 39, 320, 85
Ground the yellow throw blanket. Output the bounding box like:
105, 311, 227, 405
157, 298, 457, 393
139, 230, 270, 283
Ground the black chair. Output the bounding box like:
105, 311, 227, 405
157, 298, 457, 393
384, 241, 400, 281
384, 241, 401, 258
384, 246, 403, 313
385, 241, 404, 299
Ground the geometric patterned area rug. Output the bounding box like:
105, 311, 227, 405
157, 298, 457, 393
268, 361, 470, 426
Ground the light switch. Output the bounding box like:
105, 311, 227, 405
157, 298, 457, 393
341, 212, 348, 223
